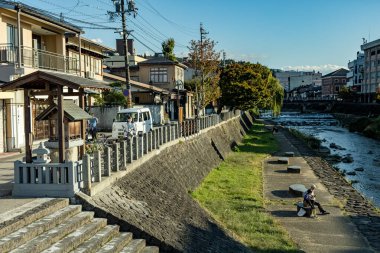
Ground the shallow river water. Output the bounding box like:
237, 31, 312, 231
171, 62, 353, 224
272, 112, 380, 208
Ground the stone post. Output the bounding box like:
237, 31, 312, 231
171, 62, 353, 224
126, 138, 133, 163
148, 131, 153, 151
113, 143, 120, 172
94, 150, 102, 182
159, 127, 163, 145
120, 141, 127, 169
104, 146, 111, 176
132, 136, 139, 160
143, 133, 148, 154
138, 135, 143, 158
152, 129, 157, 149
162, 126, 167, 144
168, 125, 172, 142
82, 154, 92, 194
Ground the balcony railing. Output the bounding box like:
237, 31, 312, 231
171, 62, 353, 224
0, 44, 79, 74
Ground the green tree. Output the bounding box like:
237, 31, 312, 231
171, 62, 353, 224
188, 37, 221, 115
94, 82, 129, 106
219, 62, 284, 115
162, 38, 176, 61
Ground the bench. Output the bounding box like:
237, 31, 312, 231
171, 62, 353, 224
296, 202, 313, 217
284, 152, 295, 157
287, 165, 301, 173
278, 157, 289, 164
289, 184, 307, 197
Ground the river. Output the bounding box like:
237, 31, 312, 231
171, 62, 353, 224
271, 112, 380, 208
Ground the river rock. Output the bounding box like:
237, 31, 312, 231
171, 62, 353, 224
347, 171, 357, 176
319, 146, 331, 155
354, 167, 364, 172
342, 155, 354, 163
326, 154, 342, 163
329, 143, 346, 150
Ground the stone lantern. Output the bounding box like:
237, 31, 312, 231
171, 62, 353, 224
33, 142, 51, 164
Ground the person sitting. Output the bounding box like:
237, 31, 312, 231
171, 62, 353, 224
304, 184, 329, 215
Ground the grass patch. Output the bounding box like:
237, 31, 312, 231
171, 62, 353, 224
192, 122, 299, 252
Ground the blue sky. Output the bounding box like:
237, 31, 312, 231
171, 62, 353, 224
19, 0, 380, 73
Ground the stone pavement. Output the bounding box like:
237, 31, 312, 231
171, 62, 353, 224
264, 126, 375, 253
0, 152, 38, 215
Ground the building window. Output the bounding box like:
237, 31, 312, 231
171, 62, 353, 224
342, 79, 346, 83
335, 86, 339, 92
334, 79, 339, 83
371, 51, 376, 56
150, 67, 168, 83
7, 24, 18, 46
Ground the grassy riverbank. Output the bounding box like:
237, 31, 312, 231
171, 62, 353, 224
192, 121, 299, 252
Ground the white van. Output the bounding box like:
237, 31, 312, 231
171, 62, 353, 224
111, 108, 153, 139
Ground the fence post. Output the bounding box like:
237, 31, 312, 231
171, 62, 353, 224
14, 161, 21, 184
156, 128, 160, 148
148, 131, 153, 151
82, 154, 91, 194
67, 161, 75, 185
143, 133, 148, 154
113, 143, 120, 172
94, 150, 102, 182
162, 126, 167, 143
132, 136, 139, 160
152, 129, 157, 150
138, 135, 143, 158
120, 141, 127, 169
127, 138, 133, 163
104, 146, 111, 176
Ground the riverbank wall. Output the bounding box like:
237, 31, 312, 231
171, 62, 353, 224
75, 113, 254, 253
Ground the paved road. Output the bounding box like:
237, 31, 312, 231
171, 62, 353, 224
264, 126, 374, 253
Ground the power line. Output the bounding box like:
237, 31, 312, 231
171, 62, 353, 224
138, 0, 197, 37
132, 29, 161, 51
129, 33, 157, 53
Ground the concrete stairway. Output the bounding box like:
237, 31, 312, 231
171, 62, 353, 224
0, 198, 159, 253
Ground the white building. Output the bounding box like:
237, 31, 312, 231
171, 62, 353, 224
272, 70, 322, 92
347, 51, 364, 91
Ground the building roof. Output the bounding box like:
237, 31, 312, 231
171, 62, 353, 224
138, 56, 187, 69
36, 100, 92, 121
361, 39, 380, 51
0, 70, 111, 91
322, 68, 349, 78
103, 72, 169, 94
0, 0, 82, 33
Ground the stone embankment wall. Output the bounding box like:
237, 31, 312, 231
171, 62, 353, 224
76, 113, 254, 253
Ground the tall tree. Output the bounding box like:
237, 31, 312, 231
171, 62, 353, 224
219, 62, 284, 115
162, 38, 176, 61
188, 37, 221, 115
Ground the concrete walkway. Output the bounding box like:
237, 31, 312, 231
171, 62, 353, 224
0, 152, 38, 214
264, 128, 374, 253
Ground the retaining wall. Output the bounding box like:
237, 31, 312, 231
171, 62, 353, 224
75, 112, 254, 253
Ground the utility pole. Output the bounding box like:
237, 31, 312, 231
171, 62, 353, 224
120, 0, 132, 107
199, 22, 208, 117
111, 0, 137, 108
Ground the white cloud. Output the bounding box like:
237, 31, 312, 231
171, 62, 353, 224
90, 38, 103, 44
280, 64, 347, 74
228, 53, 269, 63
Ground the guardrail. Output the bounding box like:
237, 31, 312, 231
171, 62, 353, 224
13, 111, 242, 197
0, 44, 79, 73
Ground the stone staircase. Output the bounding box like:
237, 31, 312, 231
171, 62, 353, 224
0, 198, 159, 253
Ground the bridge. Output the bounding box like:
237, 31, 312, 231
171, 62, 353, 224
282, 100, 336, 113
282, 100, 380, 115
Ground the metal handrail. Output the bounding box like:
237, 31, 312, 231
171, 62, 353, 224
0, 44, 79, 74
